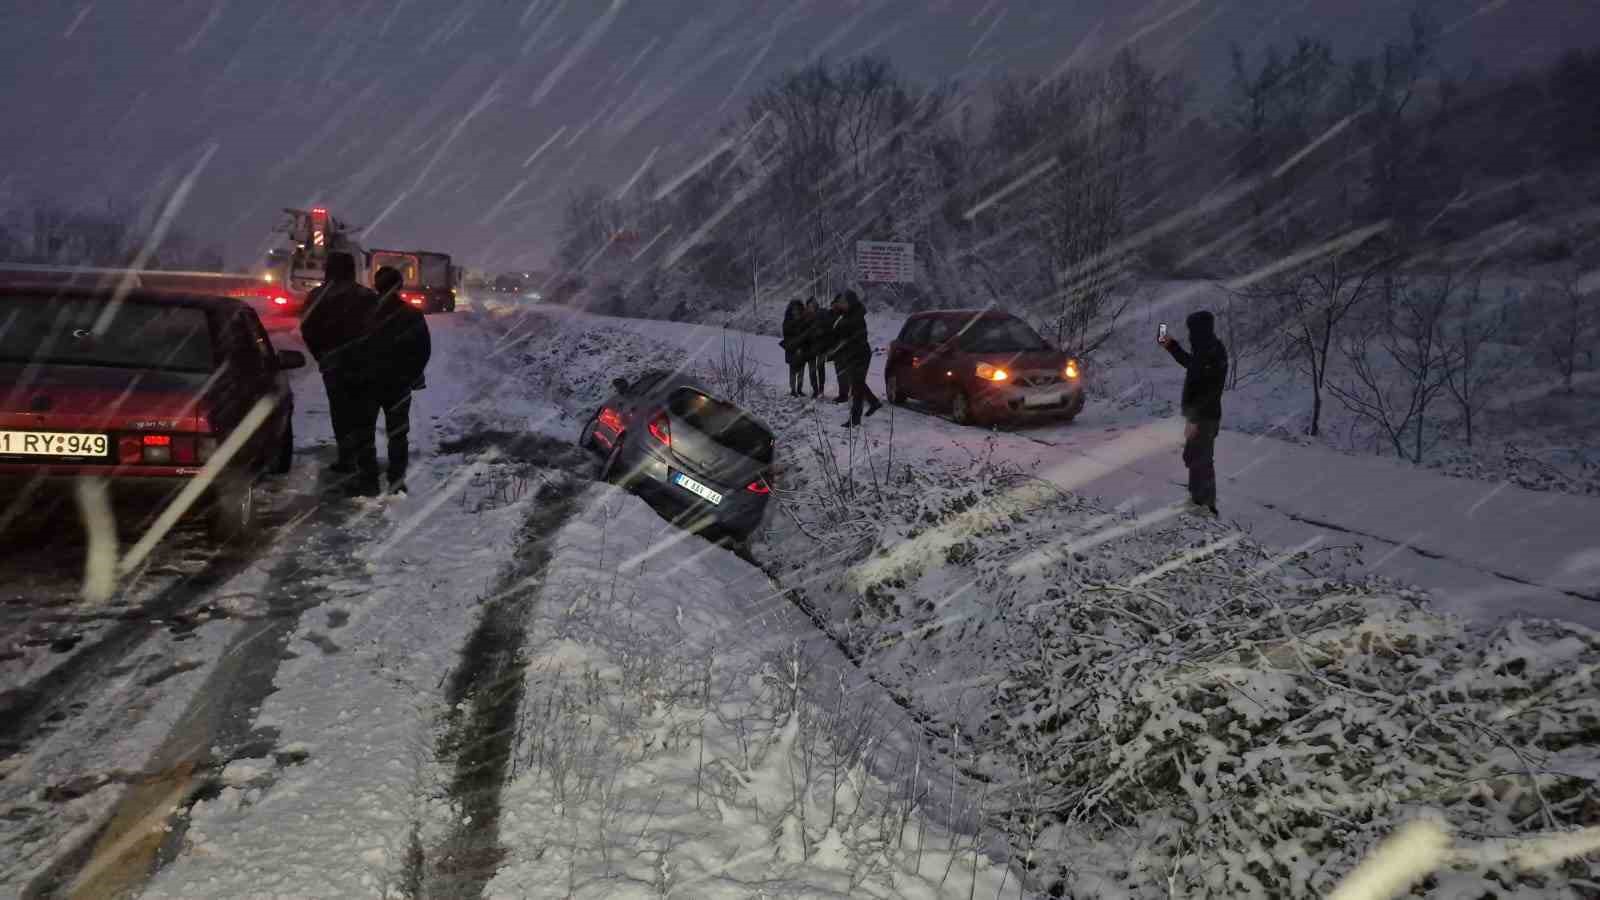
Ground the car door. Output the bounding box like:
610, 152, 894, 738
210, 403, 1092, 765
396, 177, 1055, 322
245, 311, 294, 446
886, 317, 928, 400
214, 307, 279, 469
914, 317, 958, 402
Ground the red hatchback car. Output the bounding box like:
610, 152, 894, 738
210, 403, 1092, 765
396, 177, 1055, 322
0, 287, 304, 541
883, 310, 1085, 426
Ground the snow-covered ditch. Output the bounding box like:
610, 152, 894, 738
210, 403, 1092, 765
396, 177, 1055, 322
484, 486, 1023, 898
491, 303, 1600, 897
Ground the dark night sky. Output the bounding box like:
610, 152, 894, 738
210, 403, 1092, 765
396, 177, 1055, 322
1, 0, 1595, 271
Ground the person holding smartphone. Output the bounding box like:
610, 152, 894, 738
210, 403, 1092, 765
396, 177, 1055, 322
1158, 310, 1228, 516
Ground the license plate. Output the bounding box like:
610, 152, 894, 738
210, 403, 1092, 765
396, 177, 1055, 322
1023, 391, 1064, 408
0, 430, 109, 457
672, 472, 723, 505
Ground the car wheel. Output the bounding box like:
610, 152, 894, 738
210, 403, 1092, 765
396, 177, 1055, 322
951, 390, 976, 426
578, 412, 599, 452
885, 372, 906, 405
270, 421, 293, 475
209, 472, 256, 543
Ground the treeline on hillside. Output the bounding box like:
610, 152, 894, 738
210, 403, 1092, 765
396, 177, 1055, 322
554, 15, 1600, 356
0, 196, 227, 272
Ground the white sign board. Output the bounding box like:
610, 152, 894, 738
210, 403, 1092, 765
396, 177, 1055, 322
856, 241, 915, 284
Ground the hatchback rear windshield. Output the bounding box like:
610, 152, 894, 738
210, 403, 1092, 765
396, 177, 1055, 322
668, 389, 774, 463
956, 316, 1050, 353
0, 296, 214, 373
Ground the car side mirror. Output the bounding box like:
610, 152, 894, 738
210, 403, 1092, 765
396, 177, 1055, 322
611, 377, 631, 394
277, 349, 306, 370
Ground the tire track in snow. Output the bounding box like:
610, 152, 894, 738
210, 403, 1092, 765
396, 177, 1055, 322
0, 491, 315, 764
412, 437, 591, 898
23, 474, 378, 900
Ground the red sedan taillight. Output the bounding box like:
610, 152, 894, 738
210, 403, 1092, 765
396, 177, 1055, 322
117, 433, 213, 466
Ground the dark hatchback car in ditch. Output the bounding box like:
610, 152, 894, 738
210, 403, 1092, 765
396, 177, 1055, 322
578, 370, 775, 544
0, 286, 304, 541
883, 309, 1085, 426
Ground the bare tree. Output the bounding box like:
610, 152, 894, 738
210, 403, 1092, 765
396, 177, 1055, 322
1329, 270, 1458, 463
1241, 238, 1389, 437
1540, 264, 1598, 393
1441, 277, 1505, 447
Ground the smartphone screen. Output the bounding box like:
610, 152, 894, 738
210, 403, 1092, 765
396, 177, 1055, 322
1158, 322, 1168, 341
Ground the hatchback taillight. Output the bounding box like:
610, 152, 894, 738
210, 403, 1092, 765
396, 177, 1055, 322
746, 479, 770, 495
648, 413, 671, 446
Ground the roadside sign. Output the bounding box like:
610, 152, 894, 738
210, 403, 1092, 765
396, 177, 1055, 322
856, 241, 914, 283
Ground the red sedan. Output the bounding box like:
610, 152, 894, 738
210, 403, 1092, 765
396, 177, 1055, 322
883, 310, 1086, 426
0, 286, 303, 541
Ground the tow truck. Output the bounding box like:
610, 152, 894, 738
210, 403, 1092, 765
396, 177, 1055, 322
367, 249, 459, 313
259, 206, 371, 315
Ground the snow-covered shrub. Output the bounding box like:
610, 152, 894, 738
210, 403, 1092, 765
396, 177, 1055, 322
987, 561, 1600, 897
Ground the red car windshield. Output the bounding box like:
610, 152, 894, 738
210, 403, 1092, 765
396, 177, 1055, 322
956, 316, 1050, 353
0, 295, 215, 373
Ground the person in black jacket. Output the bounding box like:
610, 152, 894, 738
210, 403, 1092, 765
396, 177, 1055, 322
829, 291, 881, 427
780, 299, 807, 397
360, 266, 432, 495
802, 297, 828, 398
1160, 309, 1229, 515
300, 251, 379, 487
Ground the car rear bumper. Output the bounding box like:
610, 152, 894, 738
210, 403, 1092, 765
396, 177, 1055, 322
0, 463, 206, 480
623, 447, 769, 534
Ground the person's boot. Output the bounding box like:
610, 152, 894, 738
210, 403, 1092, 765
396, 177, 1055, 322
864, 401, 882, 418
833, 394, 849, 403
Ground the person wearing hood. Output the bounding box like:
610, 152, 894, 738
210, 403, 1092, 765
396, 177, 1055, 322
802, 297, 828, 398
357, 266, 432, 495
1160, 309, 1228, 515
829, 291, 881, 427
780, 299, 807, 397
300, 251, 379, 488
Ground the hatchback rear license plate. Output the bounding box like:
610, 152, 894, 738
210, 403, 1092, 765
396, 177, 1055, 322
1024, 391, 1063, 408
0, 430, 109, 457
672, 472, 723, 505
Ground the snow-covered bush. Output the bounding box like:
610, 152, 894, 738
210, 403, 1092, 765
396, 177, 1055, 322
986, 553, 1600, 897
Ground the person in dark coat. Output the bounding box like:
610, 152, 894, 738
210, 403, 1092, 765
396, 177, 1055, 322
1160, 309, 1229, 515
802, 297, 828, 398
780, 299, 807, 397
829, 291, 880, 427
361, 266, 432, 495
300, 251, 379, 490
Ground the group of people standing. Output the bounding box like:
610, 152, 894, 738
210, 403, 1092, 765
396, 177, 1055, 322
300, 251, 432, 498
780, 290, 882, 428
